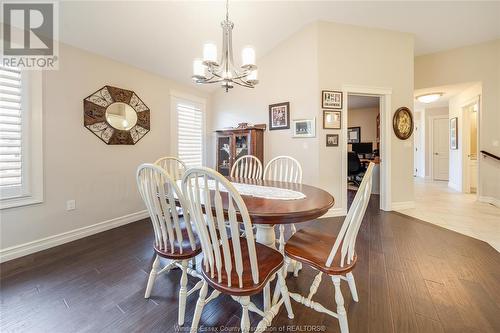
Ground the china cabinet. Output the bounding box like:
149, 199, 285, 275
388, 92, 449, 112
215, 125, 265, 176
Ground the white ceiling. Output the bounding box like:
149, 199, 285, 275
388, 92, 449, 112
348, 95, 380, 109
58, 1, 500, 87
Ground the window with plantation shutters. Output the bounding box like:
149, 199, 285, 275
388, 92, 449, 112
176, 101, 204, 168
0, 65, 24, 199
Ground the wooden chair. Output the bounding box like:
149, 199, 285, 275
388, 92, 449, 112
282, 163, 375, 333
136, 163, 203, 326
182, 167, 294, 333
154, 156, 187, 181
263, 156, 303, 275
231, 155, 263, 179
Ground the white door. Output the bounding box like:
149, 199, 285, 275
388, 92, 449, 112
432, 118, 449, 181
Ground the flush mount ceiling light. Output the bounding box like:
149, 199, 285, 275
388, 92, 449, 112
192, 0, 258, 92
416, 93, 443, 103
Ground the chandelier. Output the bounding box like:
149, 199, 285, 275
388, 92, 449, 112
192, 0, 258, 92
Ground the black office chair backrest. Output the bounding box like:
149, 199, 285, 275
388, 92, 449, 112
348, 151, 362, 174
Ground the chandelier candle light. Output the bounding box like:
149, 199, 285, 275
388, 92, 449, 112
192, 0, 258, 92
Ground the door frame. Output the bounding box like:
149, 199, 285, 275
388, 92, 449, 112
428, 115, 449, 181
461, 95, 481, 197
342, 85, 392, 211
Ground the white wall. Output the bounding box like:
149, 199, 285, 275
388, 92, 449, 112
211, 21, 415, 213
347, 107, 379, 151
317, 21, 415, 210
0, 43, 209, 257
415, 39, 500, 202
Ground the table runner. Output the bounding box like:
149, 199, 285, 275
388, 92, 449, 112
177, 179, 306, 200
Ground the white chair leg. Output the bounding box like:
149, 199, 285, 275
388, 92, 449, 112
277, 271, 294, 319
346, 272, 359, 302
290, 224, 302, 277
278, 225, 285, 253
264, 281, 271, 311
178, 260, 188, 326
190, 281, 208, 333
240, 296, 251, 333
144, 255, 160, 298
333, 276, 349, 333
293, 261, 302, 277
273, 257, 290, 304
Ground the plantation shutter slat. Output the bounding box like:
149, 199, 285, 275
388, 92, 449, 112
177, 102, 203, 168
0, 65, 23, 190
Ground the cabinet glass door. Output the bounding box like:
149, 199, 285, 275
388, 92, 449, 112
234, 134, 250, 161
217, 136, 231, 176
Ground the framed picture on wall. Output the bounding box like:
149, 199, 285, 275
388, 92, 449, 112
292, 118, 316, 138
323, 110, 341, 129
347, 127, 361, 144
269, 102, 290, 130
450, 117, 458, 149
322, 90, 343, 109
326, 134, 339, 147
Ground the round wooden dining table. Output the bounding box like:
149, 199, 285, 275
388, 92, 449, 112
226, 177, 335, 249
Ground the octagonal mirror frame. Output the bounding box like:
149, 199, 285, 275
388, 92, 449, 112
83, 85, 150, 145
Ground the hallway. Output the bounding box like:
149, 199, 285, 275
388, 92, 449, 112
397, 178, 500, 251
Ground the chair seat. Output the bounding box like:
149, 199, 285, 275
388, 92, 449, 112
201, 238, 283, 296
284, 227, 357, 275
154, 223, 202, 260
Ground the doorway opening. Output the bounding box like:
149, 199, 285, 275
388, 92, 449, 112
343, 89, 391, 210
346, 95, 381, 197
462, 99, 480, 195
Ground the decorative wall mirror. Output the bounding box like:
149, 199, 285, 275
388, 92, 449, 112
83, 85, 150, 145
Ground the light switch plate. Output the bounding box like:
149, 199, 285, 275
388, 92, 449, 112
66, 200, 76, 211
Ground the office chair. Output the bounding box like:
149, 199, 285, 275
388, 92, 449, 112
348, 151, 364, 186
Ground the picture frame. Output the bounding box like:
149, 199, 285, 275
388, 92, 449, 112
326, 134, 339, 147
293, 118, 316, 138
322, 90, 343, 109
347, 127, 361, 144
392, 106, 414, 140
450, 117, 458, 150
323, 110, 341, 129
268, 102, 290, 130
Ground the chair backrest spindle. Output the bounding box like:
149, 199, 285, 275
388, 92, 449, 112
263, 156, 302, 183
154, 156, 187, 181
136, 164, 196, 255
325, 163, 375, 268
231, 155, 263, 179
183, 167, 259, 288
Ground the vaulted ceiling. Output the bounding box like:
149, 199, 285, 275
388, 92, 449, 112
59, 1, 500, 87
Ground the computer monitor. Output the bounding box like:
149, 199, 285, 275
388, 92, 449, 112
352, 142, 373, 154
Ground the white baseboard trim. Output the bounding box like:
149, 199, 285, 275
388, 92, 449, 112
0, 210, 149, 263
478, 196, 500, 208
319, 207, 347, 218
392, 201, 416, 211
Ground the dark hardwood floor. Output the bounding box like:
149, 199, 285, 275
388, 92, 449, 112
1, 195, 499, 333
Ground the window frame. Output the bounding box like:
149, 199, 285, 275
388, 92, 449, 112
0, 70, 43, 209
170, 91, 206, 168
